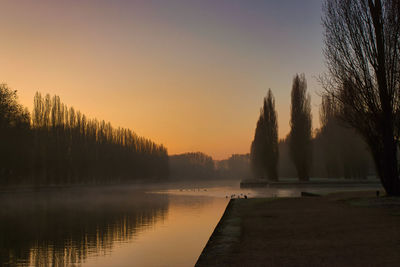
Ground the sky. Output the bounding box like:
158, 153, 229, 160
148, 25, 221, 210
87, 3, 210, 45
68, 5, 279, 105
0, 0, 325, 160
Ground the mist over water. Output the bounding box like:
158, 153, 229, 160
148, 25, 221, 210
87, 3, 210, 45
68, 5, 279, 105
0, 181, 382, 267
0, 187, 169, 267
0, 183, 226, 267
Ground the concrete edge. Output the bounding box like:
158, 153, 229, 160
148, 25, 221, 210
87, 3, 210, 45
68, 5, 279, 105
195, 199, 241, 266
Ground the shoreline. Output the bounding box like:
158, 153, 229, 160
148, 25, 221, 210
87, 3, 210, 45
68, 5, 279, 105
0, 181, 165, 194
196, 191, 400, 266
195, 199, 238, 266
240, 178, 381, 188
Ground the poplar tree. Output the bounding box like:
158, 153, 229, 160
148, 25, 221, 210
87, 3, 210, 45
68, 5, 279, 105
289, 74, 312, 181
1, 87, 169, 186
250, 89, 279, 181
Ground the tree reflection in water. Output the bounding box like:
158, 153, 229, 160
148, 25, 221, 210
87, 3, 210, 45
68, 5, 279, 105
0, 187, 168, 267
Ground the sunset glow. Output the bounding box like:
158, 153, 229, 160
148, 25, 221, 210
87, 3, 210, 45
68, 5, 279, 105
0, 0, 324, 159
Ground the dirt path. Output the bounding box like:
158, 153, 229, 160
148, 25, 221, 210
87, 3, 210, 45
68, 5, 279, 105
196, 191, 400, 267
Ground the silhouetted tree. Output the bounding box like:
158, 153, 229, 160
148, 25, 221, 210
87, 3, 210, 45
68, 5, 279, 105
317, 95, 370, 179
0, 87, 169, 187
30, 92, 169, 185
251, 112, 267, 178
317, 95, 342, 177
289, 74, 312, 181
322, 0, 400, 194
169, 152, 216, 180
278, 136, 297, 178
215, 154, 251, 180
0, 84, 31, 185
250, 89, 279, 180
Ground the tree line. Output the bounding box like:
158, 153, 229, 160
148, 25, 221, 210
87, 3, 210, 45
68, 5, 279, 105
250, 74, 373, 181
169, 152, 216, 180
250, 75, 314, 181
251, 0, 400, 196
169, 152, 251, 181
216, 154, 251, 180
0, 85, 169, 187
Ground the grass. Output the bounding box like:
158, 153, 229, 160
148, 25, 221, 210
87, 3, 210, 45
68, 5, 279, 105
196, 191, 400, 267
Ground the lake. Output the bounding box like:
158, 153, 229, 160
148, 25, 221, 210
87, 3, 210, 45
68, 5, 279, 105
0, 181, 381, 267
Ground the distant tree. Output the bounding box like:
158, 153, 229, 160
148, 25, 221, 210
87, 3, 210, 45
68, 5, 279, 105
278, 136, 297, 178
169, 152, 216, 180
289, 74, 312, 181
227, 154, 251, 179
31, 92, 169, 185
317, 95, 370, 179
250, 89, 279, 180
318, 95, 342, 177
215, 154, 251, 180
0, 87, 169, 187
322, 0, 400, 195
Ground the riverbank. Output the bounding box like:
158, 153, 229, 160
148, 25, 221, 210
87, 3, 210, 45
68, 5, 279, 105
0, 180, 183, 194
240, 178, 381, 188
0, 179, 242, 194
196, 191, 400, 266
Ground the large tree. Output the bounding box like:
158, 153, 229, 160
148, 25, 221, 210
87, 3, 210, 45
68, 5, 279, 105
289, 74, 312, 181
250, 89, 279, 181
322, 0, 400, 195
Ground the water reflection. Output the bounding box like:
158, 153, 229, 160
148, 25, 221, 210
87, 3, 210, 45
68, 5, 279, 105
0, 188, 168, 267
1, 182, 377, 267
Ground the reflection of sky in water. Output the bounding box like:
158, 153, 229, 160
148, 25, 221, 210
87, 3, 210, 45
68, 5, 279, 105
0, 181, 382, 267
0, 186, 228, 267
0, 188, 171, 267
82, 194, 228, 267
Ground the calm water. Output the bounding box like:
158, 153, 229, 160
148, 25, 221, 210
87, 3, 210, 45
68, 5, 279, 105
0, 181, 381, 267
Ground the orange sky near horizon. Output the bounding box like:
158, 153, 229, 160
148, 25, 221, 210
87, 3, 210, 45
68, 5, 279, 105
0, 0, 325, 160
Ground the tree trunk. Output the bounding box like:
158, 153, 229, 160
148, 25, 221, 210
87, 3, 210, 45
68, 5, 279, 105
371, 131, 400, 196
367, 0, 400, 195
381, 132, 400, 195
267, 165, 278, 181
298, 161, 309, 181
